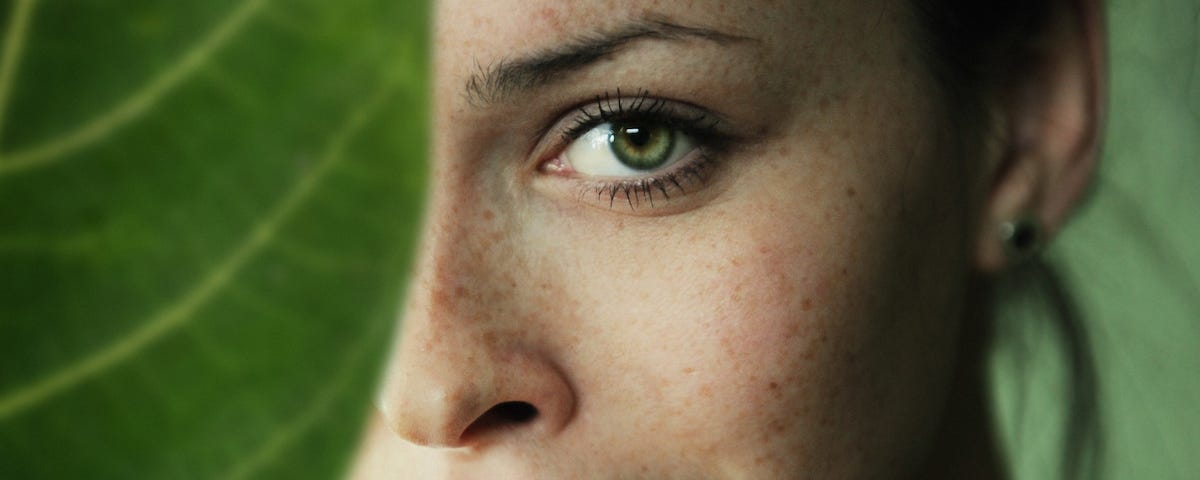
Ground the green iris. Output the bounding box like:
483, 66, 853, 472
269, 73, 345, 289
609, 122, 675, 171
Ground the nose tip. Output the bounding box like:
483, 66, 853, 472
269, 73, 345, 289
379, 381, 481, 448
379, 350, 576, 449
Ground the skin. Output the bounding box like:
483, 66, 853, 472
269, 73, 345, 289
351, 0, 1104, 478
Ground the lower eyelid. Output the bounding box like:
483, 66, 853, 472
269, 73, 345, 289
567, 151, 718, 211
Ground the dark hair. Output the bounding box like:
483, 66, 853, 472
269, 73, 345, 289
910, 1, 1056, 115
910, 2, 1102, 479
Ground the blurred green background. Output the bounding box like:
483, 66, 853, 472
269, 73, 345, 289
0, 0, 1194, 479
991, 1, 1200, 479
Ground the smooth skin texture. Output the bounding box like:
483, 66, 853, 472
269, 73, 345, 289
352, 0, 1104, 478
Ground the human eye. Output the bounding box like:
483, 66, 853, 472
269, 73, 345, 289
537, 90, 731, 211
566, 120, 694, 177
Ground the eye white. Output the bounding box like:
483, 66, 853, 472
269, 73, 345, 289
564, 122, 695, 177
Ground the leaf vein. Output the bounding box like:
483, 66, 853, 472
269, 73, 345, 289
0, 0, 39, 146
220, 315, 389, 480
0, 0, 270, 177
0, 74, 399, 421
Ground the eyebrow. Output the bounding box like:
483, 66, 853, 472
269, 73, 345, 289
464, 17, 756, 107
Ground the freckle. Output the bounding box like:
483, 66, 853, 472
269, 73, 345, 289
482, 209, 494, 220
683, 367, 695, 374
846, 187, 856, 197
453, 285, 468, 298
802, 298, 813, 311
431, 289, 452, 311
700, 385, 714, 398
785, 321, 802, 338
721, 337, 736, 356
731, 257, 742, 267
759, 245, 771, 254
769, 381, 779, 390
482, 331, 497, 345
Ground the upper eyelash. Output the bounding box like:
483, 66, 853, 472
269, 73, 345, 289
558, 88, 725, 144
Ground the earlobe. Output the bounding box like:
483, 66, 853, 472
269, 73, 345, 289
974, 0, 1105, 273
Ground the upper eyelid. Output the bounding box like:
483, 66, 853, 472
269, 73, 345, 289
524, 91, 733, 174
556, 92, 727, 142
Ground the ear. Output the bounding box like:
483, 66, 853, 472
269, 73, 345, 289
975, 0, 1107, 273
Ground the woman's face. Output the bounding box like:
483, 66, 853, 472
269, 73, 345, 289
356, 0, 991, 478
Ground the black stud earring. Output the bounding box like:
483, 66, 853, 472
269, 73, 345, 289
1000, 217, 1042, 261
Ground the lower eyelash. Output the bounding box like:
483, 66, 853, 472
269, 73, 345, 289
581, 155, 715, 210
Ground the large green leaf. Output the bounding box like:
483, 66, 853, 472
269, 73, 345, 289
0, 0, 428, 478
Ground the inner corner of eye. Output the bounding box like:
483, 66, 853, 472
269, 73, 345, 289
539, 154, 571, 175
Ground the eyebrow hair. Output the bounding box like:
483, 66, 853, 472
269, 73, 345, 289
464, 17, 756, 107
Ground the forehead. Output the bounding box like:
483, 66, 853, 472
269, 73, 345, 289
433, 0, 898, 71
436, 0, 780, 38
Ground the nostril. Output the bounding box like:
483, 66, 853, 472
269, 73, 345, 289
491, 401, 539, 423
461, 401, 539, 441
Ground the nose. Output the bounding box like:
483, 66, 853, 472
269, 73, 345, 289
379, 337, 576, 448
376, 203, 576, 449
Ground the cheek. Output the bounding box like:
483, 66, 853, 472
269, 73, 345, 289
524, 132, 967, 473
535, 199, 874, 446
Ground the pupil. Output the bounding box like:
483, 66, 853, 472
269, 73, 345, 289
623, 126, 651, 148
609, 121, 673, 171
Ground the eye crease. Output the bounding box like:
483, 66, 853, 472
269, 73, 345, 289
540, 90, 729, 211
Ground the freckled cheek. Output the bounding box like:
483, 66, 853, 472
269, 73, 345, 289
645, 246, 836, 395
698, 252, 833, 387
